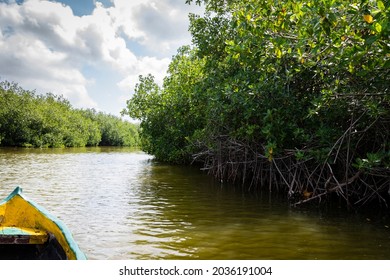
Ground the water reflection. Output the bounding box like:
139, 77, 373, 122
0, 147, 389, 259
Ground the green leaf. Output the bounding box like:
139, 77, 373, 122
275, 47, 282, 58
377, 1, 385, 12
365, 35, 377, 45
374, 22, 382, 33
225, 40, 235, 46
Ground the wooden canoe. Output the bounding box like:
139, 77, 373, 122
0, 187, 86, 260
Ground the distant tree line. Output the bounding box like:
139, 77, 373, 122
0, 80, 139, 148
124, 0, 389, 208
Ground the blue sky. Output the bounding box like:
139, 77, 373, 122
0, 0, 203, 118
58, 0, 114, 16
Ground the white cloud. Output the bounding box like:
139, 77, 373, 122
111, 0, 202, 55
117, 56, 171, 92
0, 0, 203, 115
0, 0, 97, 107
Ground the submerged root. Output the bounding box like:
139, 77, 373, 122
192, 136, 390, 209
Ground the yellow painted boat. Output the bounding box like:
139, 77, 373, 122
0, 187, 86, 260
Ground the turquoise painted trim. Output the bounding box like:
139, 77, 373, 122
1, 187, 87, 260
0, 227, 35, 235
0, 186, 23, 204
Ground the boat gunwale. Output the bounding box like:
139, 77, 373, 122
0, 186, 87, 260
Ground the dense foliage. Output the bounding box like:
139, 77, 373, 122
123, 47, 206, 163
125, 0, 389, 207
0, 81, 139, 148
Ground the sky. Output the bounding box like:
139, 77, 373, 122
0, 0, 204, 118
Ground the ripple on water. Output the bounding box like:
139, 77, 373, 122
1, 147, 390, 260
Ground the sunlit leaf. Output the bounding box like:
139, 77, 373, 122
374, 22, 382, 33
377, 1, 385, 11
275, 48, 282, 58
267, 147, 273, 162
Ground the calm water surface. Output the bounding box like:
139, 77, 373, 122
0, 147, 389, 259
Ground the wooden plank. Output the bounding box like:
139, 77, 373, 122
0, 227, 48, 245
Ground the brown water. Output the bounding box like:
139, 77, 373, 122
0, 147, 389, 260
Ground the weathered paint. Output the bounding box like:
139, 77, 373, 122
0, 226, 48, 244
0, 187, 86, 260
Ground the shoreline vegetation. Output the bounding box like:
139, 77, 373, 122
0, 80, 139, 148
123, 0, 389, 209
